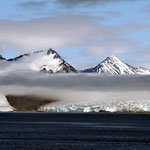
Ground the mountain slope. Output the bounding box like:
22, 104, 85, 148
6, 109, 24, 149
0, 49, 77, 73
82, 56, 150, 75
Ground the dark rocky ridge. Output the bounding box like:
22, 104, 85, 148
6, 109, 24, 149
7, 54, 30, 61
0, 55, 6, 61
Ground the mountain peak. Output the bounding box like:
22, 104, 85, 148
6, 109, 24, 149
0, 49, 77, 73
105, 55, 120, 62
109, 55, 117, 59
83, 56, 150, 75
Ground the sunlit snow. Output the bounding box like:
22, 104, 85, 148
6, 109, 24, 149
0, 94, 13, 112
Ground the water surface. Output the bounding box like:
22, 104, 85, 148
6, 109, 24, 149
0, 113, 150, 150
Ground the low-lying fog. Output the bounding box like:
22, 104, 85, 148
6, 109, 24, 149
0, 71, 150, 107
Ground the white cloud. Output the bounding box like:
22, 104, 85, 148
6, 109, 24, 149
83, 38, 139, 57
0, 15, 109, 51
0, 15, 149, 57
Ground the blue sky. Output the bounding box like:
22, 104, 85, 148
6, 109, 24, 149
0, 0, 150, 69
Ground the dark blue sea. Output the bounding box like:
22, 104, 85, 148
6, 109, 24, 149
0, 113, 150, 150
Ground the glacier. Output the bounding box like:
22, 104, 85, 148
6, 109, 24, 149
39, 99, 150, 113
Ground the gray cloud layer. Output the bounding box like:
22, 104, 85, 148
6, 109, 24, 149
0, 15, 105, 51
0, 71, 150, 92
16, 0, 137, 10
56, 0, 136, 8
0, 71, 150, 106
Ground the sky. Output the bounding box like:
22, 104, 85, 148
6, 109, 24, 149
0, 0, 150, 69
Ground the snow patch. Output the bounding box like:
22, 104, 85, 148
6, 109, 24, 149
0, 94, 13, 112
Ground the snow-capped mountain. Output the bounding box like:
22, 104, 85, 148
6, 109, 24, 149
0, 49, 77, 73
82, 56, 150, 75
0, 50, 150, 75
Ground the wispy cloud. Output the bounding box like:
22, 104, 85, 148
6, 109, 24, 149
141, 3, 150, 13
83, 38, 139, 56
16, 0, 49, 10
55, 0, 136, 8
105, 11, 122, 17
132, 46, 150, 58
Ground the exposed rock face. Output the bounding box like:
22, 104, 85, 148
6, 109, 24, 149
7, 54, 30, 61
6, 95, 55, 112
0, 55, 6, 61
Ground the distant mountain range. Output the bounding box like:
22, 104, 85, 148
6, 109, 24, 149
0, 49, 150, 75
